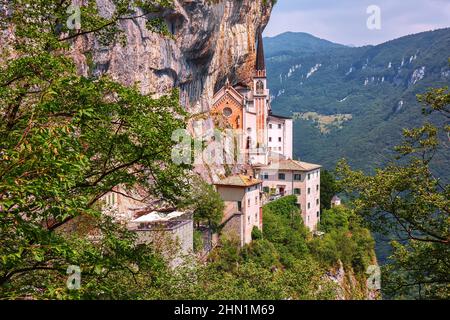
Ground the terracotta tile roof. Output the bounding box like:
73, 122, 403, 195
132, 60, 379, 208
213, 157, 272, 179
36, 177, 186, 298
215, 174, 262, 187
259, 159, 321, 172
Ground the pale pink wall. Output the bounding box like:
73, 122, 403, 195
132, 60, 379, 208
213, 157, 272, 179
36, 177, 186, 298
242, 185, 262, 244
257, 169, 320, 231
217, 186, 245, 219
304, 170, 320, 231
102, 186, 148, 222
216, 184, 262, 246
284, 119, 293, 159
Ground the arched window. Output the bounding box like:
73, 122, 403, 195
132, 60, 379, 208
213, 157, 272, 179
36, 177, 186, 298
246, 137, 251, 149
256, 80, 264, 95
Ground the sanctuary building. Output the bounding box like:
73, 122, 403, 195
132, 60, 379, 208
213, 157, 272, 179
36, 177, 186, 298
212, 31, 322, 232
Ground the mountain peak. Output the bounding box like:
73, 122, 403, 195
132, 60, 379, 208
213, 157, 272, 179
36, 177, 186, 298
264, 32, 347, 57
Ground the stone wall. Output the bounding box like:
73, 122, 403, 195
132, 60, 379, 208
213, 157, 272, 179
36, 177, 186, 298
221, 213, 243, 245
135, 220, 194, 268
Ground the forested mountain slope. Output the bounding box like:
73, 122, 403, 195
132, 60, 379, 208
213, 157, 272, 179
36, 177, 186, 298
266, 28, 450, 180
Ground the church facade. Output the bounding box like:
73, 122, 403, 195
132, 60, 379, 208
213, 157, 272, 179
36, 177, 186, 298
212, 31, 321, 232
211, 32, 293, 167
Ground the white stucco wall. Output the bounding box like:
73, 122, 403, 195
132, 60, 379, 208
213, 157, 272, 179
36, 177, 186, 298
257, 169, 320, 231
284, 119, 293, 159
267, 117, 293, 160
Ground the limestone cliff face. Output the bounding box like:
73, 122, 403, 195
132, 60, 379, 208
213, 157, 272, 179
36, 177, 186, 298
75, 0, 272, 114
326, 260, 381, 300
70, 0, 273, 182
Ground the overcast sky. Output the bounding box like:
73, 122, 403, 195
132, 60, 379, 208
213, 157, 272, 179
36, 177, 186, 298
264, 0, 450, 46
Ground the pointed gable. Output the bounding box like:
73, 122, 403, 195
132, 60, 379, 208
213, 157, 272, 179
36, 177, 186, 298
211, 82, 245, 130
212, 84, 245, 108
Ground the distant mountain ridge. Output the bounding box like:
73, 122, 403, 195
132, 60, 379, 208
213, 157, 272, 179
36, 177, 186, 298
264, 28, 450, 180
264, 32, 347, 57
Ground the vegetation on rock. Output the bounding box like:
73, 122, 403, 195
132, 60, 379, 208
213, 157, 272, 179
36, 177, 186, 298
336, 87, 450, 299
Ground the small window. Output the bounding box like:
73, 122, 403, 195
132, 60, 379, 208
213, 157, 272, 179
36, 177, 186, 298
308, 188, 311, 195
278, 137, 282, 142
278, 147, 282, 151
294, 174, 301, 181
308, 203, 311, 209
263, 186, 270, 193
237, 201, 242, 211
263, 173, 269, 180
248, 216, 251, 223
278, 124, 282, 129
256, 80, 264, 95
255, 197, 258, 205
308, 173, 311, 180
269, 137, 272, 142
316, 184, 319, 191
317, 211, 320, 218
278, 173, 286, 180
316, 199, 319, 205
248, 199, 250, 206
269, 124, 272, 129
294, 188, 301, 195
107, 193, 116, 206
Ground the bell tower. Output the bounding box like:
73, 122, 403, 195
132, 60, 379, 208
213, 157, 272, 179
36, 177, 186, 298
253, 30, 269, 163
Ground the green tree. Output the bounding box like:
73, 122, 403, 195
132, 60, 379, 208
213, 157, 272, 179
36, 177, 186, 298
320, 169, 339, 210
0, 0, 190, 299
311, 206, 375, 272
263, 196, 309, 267
318, 206, 351, 233
336, 87, 450, 299
180, 175, 224, 228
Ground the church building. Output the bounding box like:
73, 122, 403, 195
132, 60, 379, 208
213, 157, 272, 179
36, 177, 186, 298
211, 31, 293, 166
212, 31, 322, 233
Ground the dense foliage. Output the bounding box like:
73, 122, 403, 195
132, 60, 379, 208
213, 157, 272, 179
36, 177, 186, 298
311, 206, 375, 273
0, 0, 379, 300
180, 176, 224, 228
320, 170, 340, 210
336, 87, 450, 299
0, 0, 193, 299
192, 196, 336, 300
177, 196, 376, 300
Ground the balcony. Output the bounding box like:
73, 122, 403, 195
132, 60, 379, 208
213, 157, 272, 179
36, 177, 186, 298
247, 147, 267, 156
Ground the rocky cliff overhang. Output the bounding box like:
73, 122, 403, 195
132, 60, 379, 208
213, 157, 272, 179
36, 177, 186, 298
73, 0, 273, 113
